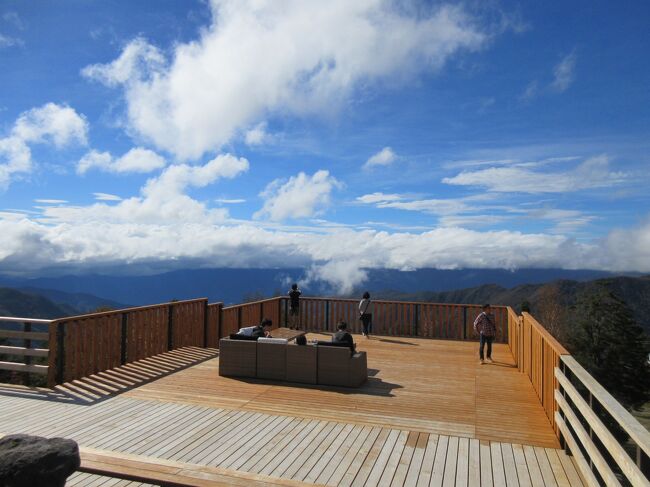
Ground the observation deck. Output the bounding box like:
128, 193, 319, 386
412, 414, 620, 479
1, 296, 648, 486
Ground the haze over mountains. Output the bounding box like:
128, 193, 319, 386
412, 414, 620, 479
1, 269, 648, 336
0, 268, 627, 307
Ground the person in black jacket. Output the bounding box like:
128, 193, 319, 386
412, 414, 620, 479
252, 318, 272, 339
332, 321, 355, 352
288, 283, 301, 327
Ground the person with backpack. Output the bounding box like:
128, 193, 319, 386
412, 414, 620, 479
473, 304, 496, 364
359, 291, 373, 338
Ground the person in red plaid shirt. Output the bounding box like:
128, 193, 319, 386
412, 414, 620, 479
474, 304, 496, 364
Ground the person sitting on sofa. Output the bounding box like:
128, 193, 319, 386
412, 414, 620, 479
332, 321, 355, 351
252, 318, 273, 339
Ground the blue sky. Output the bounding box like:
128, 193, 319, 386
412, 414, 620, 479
1, 0, 649, 291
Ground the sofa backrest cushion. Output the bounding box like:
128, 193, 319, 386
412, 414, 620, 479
257, 337, 289, 344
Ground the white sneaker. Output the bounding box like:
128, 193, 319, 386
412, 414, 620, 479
486, 357, 493, 363
479, 359, 485, 365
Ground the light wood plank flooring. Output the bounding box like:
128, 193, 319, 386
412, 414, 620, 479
0, 336, 582, 486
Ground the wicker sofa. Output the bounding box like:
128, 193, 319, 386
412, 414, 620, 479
218, 337, 367, 387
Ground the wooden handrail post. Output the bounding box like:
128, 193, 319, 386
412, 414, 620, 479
55, 323, 65, 385
203, 300, 208, 348
462, 307, 467, 340
23, 321, 31, 386
284, 298, 288, 327
217, 303, 223, 343
120, 313, 128, 365
414, 304, 420, 337
167, 304, 174, 351
325, 300, 330, 332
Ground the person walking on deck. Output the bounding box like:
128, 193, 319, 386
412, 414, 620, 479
474, 304, 496, 364
359, 292, 373, 338
288, 283, 301, 327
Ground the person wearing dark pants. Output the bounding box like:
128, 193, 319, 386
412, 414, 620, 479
473, 304, 496, 364
288, 283, 301, 327
359, 291, 373, 338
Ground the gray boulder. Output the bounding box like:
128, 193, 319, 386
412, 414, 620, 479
0, 434, 80, 487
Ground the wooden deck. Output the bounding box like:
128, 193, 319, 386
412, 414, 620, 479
124, 334, 560, 448
0, 335, 583, 486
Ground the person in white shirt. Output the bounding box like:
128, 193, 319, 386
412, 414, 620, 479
359, 291, 373, 338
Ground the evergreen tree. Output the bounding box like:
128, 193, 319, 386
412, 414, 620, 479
569, 285, 650, 410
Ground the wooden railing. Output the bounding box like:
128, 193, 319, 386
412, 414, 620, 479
555, 356, 650, 486
0, 317, 52, 381
222, 296, 509, 342
44, 298, 222, 386
507, 311, 650, 485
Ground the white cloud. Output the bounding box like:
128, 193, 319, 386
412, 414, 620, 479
356, 192, 403, 204
34, 199, 68, 205
93, 193, 122, 201
521, 51, 577, 101
364, 147, 397, 168
43, 153, 249, 225
82, 1, 488, 160
13, 103, 88, 147
519, 80, 539, 101
244, 122, 271, 146
0, 103, 88, 189
443, 154, 625, 193
0, 33, 22, 48
255, 170, 341, 221
3, 12, 24, 30
551, 51, 576, 92
215, 198, 246, 204
77, 147, 166, 175
82, 37, 165, 87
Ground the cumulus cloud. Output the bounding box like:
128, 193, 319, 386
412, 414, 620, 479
244, 123, 272, 146
4, 215, 650, 291
82, 1, 488, 159
443, 155, 625, 193
551, 51, 577, 92
364, 147, 397, 168
77, 147, 166, 174
0, 103, 88, 189
43, 153, 249, 225
255, 170, 341, 221
13, 103, 88, 147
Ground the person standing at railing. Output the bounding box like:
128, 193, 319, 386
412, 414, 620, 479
288, 283, 301, 328
474, 304, 496, 364
359, 292, 373, 338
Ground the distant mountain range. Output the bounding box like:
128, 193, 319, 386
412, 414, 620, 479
1, 270, 648, 335
375, 275, 650, 334
0, 268, 628, 306
0, 288, 75, 320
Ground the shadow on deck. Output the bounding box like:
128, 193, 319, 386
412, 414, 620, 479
0, 346, 219, 405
